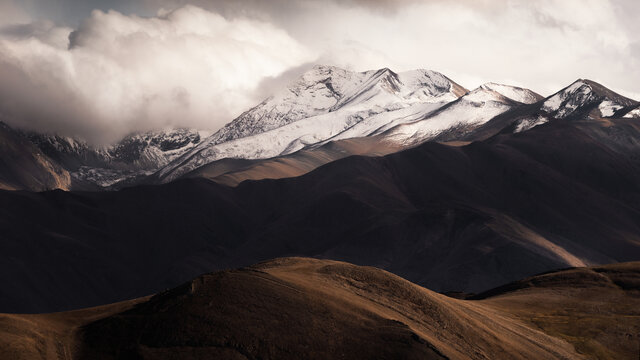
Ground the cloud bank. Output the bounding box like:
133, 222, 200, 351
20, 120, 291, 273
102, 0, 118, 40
0, 0, 639, 143
0, 5, 312, 143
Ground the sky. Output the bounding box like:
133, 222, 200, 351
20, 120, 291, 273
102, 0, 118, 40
0, 0, 638, 143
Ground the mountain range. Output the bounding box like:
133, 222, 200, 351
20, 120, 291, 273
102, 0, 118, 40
1, 64, 640, 358
10, 64, 639, 191
1, 65, 640, 313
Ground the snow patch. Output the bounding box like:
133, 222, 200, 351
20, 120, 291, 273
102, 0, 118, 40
382, 87, 513, 146
598, 100, 624, 117
623, 107, 640, 118
514, 116, 549, 133
157, 66, 466, 182
480, 83, 539, 104
542, 81, 594, 118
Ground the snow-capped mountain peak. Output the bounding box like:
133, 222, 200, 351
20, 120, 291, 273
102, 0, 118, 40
13, 68, 640, 191
541, 79, 637, 119
512, 79, 639, 134
541, 80, 594, 118
111, 128, 207, 166
478, 82, 542, 104
380, 83, 529, 146
155, 65, 468, 182
398, 69, 468, 99
28, 128, 209, 188
201, 66, 466, 149
328, 68, 403, 111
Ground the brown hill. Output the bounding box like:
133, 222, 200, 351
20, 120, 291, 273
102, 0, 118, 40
2, 258, 638, 359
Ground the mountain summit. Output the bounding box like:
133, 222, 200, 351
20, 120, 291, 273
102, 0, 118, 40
541, 79, 638, 119
155, 65, 469, 182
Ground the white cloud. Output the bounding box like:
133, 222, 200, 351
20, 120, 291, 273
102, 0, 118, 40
0, 0, 30, 25
0, 0, 638, 143
281, 0, 638, 97
0, 5, 313, 143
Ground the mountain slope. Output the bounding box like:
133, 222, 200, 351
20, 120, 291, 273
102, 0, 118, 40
2, 75, 633, 191
177, 82, 543, 186
28, 128, 208, 188
475, 261, 640, 359
0, 258, 601, 360
506, 79, 639, 133
184, 135, 404, 186
154, 65, 468, 183
155, 71, 543, 185
0, 122, 70, 191
2, 114, 640, 313
541, 79, 637, 119
379, 83, 542, 146
622, 104, 640, 118
185, 80, 640, 185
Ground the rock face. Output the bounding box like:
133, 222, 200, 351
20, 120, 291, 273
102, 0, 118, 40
541, 79, 637, 119
0, 122, 70, 191
27, 128, 208, 188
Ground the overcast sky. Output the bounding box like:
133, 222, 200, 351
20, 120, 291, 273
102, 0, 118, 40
0, 0, 638, 143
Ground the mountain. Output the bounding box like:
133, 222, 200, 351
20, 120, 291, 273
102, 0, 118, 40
507, 79, 640, 133
623, 103, 640, 118
541, 79, 637, 119
0, 122, 70, 191
1, 258, 638, 359
153, 67, 546, 185
2, 69, 636, 192
167, 80, 544, 186
1, 65, 475, 190
2, 108, 640, 313
27, 128, 208, 188
420, 78, 640, 145
378, 82, 543, 146
180, 78, 542, 187
191, 65, 467, 146
182, 135, 405, 186
153, 65, 469, 183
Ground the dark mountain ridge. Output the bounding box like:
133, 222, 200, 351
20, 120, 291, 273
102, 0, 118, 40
2, 111, 640, 313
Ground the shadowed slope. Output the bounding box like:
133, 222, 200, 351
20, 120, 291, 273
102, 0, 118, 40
2, 118, 640, 313
0, 123, 70, 191
184, 135, 402, 186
